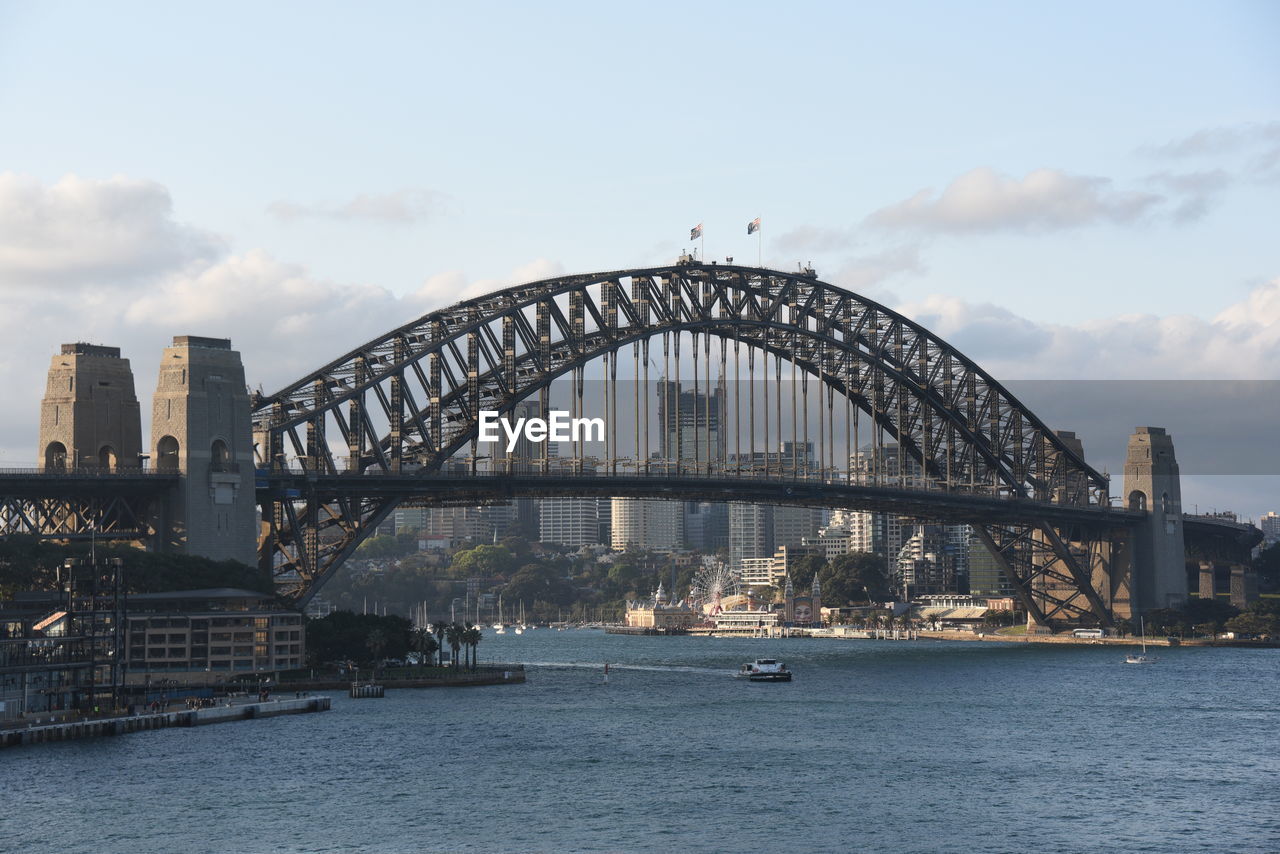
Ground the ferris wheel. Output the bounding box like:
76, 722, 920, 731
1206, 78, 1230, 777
688, 562, 742, 615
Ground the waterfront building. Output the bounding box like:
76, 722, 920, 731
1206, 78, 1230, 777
624, 583, 701, 630
738, 557, 774, 588
712, 608, 779, 632
125, 588, 305, 682
0, 558, 126, 721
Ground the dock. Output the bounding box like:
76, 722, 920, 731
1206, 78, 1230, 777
1, 695, 331, 749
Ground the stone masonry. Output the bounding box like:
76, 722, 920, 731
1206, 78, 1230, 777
150, 336, 257, 565
38, 343, 142, 471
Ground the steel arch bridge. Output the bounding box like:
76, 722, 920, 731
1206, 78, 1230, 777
252, 261, 1135, 627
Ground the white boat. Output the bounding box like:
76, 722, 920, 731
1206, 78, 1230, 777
1126, 617, 1158, 664
735, 659, 792, 682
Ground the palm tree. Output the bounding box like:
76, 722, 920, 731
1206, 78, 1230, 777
463, 625, 483, 670
445, 622, 464, 669
431, 620, 449, 667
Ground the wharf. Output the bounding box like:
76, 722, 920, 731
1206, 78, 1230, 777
1, 695, 331, 749
285, 665, 525, 692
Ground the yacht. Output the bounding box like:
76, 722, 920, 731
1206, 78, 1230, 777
1125, 617, 1158, 664
735, 659, 793, 682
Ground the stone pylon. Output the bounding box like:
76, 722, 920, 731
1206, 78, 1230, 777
150, 336, 258, 565
1122, 426, 1187, 613
38, 343, 142, 471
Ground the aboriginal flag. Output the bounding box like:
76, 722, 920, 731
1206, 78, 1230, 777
747, 217, 761, 235
690, 223, 703, 241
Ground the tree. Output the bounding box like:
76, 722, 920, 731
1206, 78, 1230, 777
463, 625, 483, 670
431, 620, 450, 667
411, 628, 439, 670
366, 628, 388, 668
445, 622, 464, 668
1193, 622, 1218, 639
819, 552, 891, 605
450, 544, 515, 578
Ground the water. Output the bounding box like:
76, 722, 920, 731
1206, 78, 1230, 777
4, 632, 1279, 853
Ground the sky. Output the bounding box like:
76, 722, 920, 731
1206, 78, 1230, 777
0, 0, 1276, 517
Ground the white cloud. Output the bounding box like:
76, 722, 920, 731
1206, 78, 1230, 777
893, 277, 1280, 381
267, 188, 452, 224
0, 174, 559, 463
867, 167, 1164, 234
0, 172, 224, 285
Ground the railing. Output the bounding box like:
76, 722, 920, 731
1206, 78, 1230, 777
0, 467, 179, 479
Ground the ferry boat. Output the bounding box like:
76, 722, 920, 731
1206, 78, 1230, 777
736, 659, 792, 682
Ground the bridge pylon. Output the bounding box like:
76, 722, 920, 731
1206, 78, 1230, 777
150, 336, 257, 565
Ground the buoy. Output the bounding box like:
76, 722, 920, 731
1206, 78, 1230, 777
603, 662, 609, 684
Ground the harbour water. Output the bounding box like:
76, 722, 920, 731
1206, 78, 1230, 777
5, 631, 1278, 853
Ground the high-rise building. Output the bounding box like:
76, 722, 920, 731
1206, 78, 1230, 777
610, 498, 682, 551
539, 497, 603, 547
657, 380, 726, 467
729, 503, 773, 570
968, 535, 1012, 597
1259, 511, 1279, 550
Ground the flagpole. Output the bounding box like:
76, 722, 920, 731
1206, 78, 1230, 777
758, 217, 762, 268
701, 228, 705, 263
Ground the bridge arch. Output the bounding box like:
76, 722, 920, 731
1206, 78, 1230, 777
252, 263, 1114, 608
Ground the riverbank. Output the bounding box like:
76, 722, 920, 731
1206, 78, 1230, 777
1, 694, 331, 750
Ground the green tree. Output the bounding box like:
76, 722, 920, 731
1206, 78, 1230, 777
450, 544, 515, 578
411, 628, 439, 670
463, 624, 483, 670
819, 552, 891, 605
445, 622, 464, 668
431, 620, 450, 667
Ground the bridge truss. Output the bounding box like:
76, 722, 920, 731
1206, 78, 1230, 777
253, 262, 1130, 624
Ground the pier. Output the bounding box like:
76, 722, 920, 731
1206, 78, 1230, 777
1, 695, 331, 749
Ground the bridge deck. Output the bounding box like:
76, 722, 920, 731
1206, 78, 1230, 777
258, 470, 1144, 529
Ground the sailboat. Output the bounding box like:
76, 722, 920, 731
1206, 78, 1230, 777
1125, 617, 1158, 664
514, 601, 525, 635
492, 595, 505, 631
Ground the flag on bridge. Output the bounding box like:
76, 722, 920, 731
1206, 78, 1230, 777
747, 217, 761, 235
689, 223, 703, 241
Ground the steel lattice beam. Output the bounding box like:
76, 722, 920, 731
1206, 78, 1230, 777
250, 263, 1121, 606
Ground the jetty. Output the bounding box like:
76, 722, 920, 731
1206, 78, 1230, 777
2, 694, 331, 749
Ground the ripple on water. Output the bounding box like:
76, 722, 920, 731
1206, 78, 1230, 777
4, 635, 1278, 854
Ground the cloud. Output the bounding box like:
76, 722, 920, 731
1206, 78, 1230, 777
826, 245, 925, 300
1144, 169, 1232, 223
1141, 121, 1280, 159
267, 188, 452, 224
892, 277, 1280, 382
0, 173, 556, 464
0, 172, 224, 286
866, 167, 1164, 234
774, 225, 862, 254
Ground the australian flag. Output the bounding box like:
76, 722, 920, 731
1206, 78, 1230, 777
690, 223, 703, 241
747, 217, 761, 235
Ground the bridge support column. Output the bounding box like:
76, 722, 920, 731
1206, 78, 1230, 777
1122, 427, 1187, 614
151, 336, 257, 566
